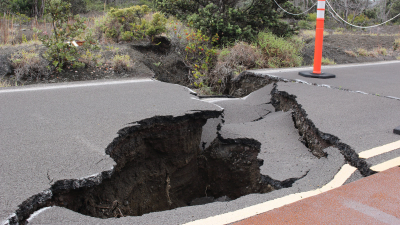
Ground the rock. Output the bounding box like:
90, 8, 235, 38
0, 54, 12, 78
215, 195, 231, 202
190, 197, 214, 206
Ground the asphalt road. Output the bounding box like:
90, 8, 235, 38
1, 60, 400, 225
249, 60, 400, 99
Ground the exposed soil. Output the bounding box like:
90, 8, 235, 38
0, 36, 185, 86
302, 26, 400, 65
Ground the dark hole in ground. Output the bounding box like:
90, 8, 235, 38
10, 83, 373, 225
43, 112, 274, 219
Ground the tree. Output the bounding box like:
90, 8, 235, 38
40, 0, 86, 71
327, 0, 370, 27
0, 0, 11, 13
155, 0, 295, 45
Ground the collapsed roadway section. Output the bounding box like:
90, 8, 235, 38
2, 75, 391, 225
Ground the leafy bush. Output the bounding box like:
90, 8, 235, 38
69, 0, 87, 14
9, 0, 34, 16
145, 12, 167, 36
156, 0, 295, 45
112, 54, 134, 72
307, 13, 317, 21
10, 50, 50, 80
257, 32, 303, 68
347, 14, 369, 26
40, 0, 87, 72
98, 5, 150, 42
298, 20, 313, 30
98, 6, 166, 42
364, 9, 377, 20
183, 30, 218, 88
121, 31, 134, 41
80, 49, 103, 67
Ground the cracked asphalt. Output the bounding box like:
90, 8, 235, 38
1, 60, 400, 224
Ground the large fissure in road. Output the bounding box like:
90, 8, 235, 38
270, 83, 375, 176
229, 71, 375, 177
9, 111, 276, 224
7, 80, 374, 225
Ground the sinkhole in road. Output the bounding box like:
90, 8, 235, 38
47, 113, 277, 219
10, 82, 375, 224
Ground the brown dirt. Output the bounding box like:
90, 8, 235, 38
302, 26, 400, 65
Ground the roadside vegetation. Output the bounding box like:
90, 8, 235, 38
1, 0, 400, 94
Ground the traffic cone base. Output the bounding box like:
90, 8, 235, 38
394, 126, 400, 135
298, 71, 336, 79
299, 0, 336, 79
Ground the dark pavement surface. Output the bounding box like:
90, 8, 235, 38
1, 60, 400, 224
248, 60, 400, 99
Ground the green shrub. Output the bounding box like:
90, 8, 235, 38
307, 13, 317, 21
112, 54, 134, 72
156, 0, 295, 45
257, 32, 303, 68
298, 20, 313, 30
348, 14, 369, 26
364, 9, 377, 20
9, 0, 34, 16
40, 0, 87, 72
69, 0, 87, 14
183, 30, 218, 88
80, 49, 103, 67
145, 12, 167, 37
10, 50, 50, 80
122, 31, 134, 41
131, 12, 167, 39
98, 6, 166, 42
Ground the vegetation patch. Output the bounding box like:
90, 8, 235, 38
321, 57, 336, 65
10, 49, 49, 80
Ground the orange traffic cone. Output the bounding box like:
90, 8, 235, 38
299, 0, 335, 79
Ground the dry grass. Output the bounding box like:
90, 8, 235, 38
0, 79, 11, 88
321, 57, 336, 65
357, 48, 371, 56
300, 30, 329, 39
357, 47, 389, 57
372, 47, 387, 56
394, 38, 400, 51
344, 50, 357, 57
209, 42, 264, 93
